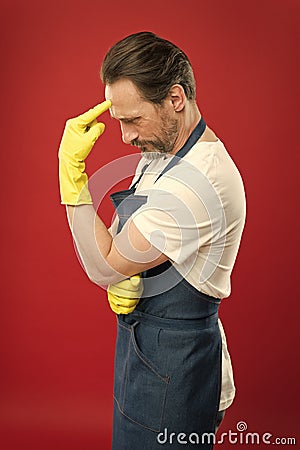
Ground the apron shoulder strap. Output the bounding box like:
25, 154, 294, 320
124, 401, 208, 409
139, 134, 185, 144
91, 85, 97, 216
132, 117, 206, 190
155, 117, 206, 182
130, 162, 150, 190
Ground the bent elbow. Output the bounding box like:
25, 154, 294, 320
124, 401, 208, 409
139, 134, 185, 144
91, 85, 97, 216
86, 270, 108, 287
86, 268, 122, 287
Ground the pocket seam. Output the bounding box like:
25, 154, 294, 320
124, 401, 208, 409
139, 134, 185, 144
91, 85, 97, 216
116, 321, 131, 412
114, 394, 167, 433
121, 326, 131, 411
130, 325, 170, 383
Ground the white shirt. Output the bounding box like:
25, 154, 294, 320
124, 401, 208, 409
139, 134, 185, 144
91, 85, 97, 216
132, 139, 246, 299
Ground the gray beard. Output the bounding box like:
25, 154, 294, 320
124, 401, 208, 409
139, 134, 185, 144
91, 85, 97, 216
140, 150, 171, 160
132, 117, 179, 160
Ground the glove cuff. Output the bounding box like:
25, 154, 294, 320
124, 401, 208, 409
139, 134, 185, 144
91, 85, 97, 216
59, 159, 93, 205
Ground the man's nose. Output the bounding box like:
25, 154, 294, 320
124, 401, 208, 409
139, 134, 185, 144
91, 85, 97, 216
120, 123, 139, 144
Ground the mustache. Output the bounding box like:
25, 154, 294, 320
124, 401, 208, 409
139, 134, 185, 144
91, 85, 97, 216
131, 139, 153, 148
131, 138, 166, 152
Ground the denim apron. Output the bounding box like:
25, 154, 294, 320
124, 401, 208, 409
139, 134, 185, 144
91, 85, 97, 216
110, 119, 222, 449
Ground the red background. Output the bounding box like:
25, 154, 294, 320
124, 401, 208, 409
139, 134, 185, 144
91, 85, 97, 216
1, 0, 299, 448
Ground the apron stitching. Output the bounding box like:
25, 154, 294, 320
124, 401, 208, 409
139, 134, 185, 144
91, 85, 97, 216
129, 311, 219, 331
159, 373, 171, 431
131, 326, 170, 384
121, 327, 132, 412
114, 394, 163, 433
130, 326, 170, 383
118, 322, 131, 331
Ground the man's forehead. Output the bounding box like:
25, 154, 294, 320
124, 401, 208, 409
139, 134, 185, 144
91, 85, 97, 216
105, 79, 140, 101
108, 103, 142, 122
105, 79, 153, 121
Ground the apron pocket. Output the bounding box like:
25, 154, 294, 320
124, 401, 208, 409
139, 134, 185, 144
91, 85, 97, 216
121, 322, 170, 432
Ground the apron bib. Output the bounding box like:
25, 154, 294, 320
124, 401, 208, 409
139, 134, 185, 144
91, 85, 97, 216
110, 118, 222, 449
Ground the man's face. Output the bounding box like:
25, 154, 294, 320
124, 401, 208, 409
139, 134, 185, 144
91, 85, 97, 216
105, 79, 179, 159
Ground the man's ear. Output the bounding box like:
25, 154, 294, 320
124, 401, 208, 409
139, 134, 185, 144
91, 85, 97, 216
168, 84, 186, 112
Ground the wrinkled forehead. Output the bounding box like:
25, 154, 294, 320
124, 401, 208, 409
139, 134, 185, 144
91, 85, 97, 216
105, 79, 156, 121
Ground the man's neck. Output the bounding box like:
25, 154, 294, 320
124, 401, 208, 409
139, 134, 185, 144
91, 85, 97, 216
171, 103, 201, 155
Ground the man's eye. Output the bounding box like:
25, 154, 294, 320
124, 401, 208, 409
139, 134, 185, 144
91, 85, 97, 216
122, 117, 141, 125
133, 118, 142, 125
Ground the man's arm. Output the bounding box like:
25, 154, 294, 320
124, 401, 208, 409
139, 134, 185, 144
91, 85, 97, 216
58, 100, 168, 287
67, 204, 168, 286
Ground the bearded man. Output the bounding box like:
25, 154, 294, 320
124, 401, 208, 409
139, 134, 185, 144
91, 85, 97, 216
58, 32, 246, 450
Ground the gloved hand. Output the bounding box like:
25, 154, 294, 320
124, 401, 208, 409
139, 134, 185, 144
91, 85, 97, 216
58, 100, 112, 205
107, 275, 144, 314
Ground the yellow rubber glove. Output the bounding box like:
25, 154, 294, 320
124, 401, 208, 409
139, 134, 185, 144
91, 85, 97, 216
107, 275, 144, 314
58, 100, 112, 205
